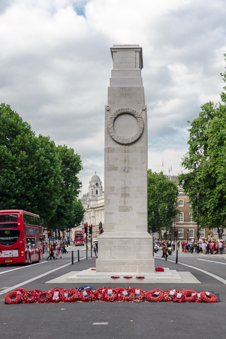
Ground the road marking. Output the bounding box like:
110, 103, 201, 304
164, 258, 226, 285
93, 323, 109, 325
197, 258, 226, 265
0, 261, 48, 275
0, 262, 71, 295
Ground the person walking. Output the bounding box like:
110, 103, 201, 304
46, 245, 55, 260
56, 244, 62, 259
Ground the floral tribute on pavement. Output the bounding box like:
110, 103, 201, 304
4, 285, 218, 304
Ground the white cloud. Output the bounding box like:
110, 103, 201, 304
0, 0, 226, 194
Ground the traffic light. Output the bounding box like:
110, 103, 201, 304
84, 223, 88, 234
47, 230, 51, 238
89, 224, 92, 235
100, 228, 103, 234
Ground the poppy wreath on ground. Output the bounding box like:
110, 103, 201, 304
119, 289, 136, 302
14, 288, 28, 296
200, 291, 218, 303
111, 276, 120, 279
195, 293, 203, 303
5, 291, 23, 304
32, 289, 42, 295
62, 289, 80, 303
136, 276, 145, 280
181, 290, 197, 302
96, 287, 111, 300
146, 289, 163, 302
79, 289, 96, 302
51, 287, 65, 293
171, 292, 186, 303
130, 288, 146, 301
123, 276, 133, 280
162, 289, 179, 302
102, 289, 118, 302
155, 267, 164, 272
23, 291, 39, 304
50, 290, 64, 303
114, 288, 125, 301
38, 290, 53, 303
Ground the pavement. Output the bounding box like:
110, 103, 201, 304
0, 249, 226, 339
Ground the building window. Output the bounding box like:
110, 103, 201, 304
96, 183, 98, 187
189, 213, 193, 222
189, 229, 194, 238
179, 188, 184, 193
199, 229, 205, 238
178, 212, 184, 222
96, 190, 98, 195
178, 199, 184, 207
178, 228, 184, 239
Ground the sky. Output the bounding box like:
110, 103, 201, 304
0, 0, 226, 196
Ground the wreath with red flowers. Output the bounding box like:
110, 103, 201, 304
102, 289, 118, 302
123, 276, 133, 279
120, 289, 136, 302
172, 292, 186, 303
23, 290, 39, 304
113, 288, 125, 301
111, 276, 120, 279
136, 276, 145, 280
5, 291, 23, 304
79, 289, 96, 302
38, 290, 53, 303
155, 267, 164, 272
200, 291, 218, 303
14, 288, 28, 296
195, 293, 203, 303
146, 289, 163, 302
181, 290, 197, 302
62, 289, 80, 303
130, 288, 146, 301
96, 287, 110, 301
162, 289, 179, 302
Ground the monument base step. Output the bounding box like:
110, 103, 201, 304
46, 267, 200, 284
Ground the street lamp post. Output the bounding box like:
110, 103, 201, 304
174, 203, 176, 241
197, 192, 200, 241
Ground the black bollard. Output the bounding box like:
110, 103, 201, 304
72, 251, 74, 265
78, 249, 80, 262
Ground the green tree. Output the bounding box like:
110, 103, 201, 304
45, 145, 84, 231
0, 103, 62, 221
178, 53, 226, 238
147, 170, 178, 239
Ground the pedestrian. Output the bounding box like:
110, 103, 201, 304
202, 240, 207, 254
46, 245, 55, 260
42, 242, 45, 254
56, 244, 62, 259
93, 242, 97, 257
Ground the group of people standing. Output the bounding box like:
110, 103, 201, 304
44, 242, 69, 260
181, 239, 225, 255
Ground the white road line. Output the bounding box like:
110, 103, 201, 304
164, 258, 226, 285
197, 258, 226, 265
0, 261, 48, 275
0, 262, 71, 296
93, 323, 109, 325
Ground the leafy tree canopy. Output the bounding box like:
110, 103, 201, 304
148, 170, 178, 237
178, 53, 226, 237
0, 103, 84, 229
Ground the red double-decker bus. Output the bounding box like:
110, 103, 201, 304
74, 230, 84, 246
0, 210, 43, 264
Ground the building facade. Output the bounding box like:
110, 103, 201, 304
80, 173, 104, 239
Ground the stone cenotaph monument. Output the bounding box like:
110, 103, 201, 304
96, 45, 154, 273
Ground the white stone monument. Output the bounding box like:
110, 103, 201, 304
96, 45, 154, 273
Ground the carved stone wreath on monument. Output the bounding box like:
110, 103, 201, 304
107, 107, 144, 145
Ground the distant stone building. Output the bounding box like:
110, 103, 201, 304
80, 173, 104, 239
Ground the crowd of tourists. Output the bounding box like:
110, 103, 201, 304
158, 238, 225, 257
43, 241, 70, 260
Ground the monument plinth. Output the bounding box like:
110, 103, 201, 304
96, 45, 154, 273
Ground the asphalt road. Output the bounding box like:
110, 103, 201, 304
0, 249, 226, 339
